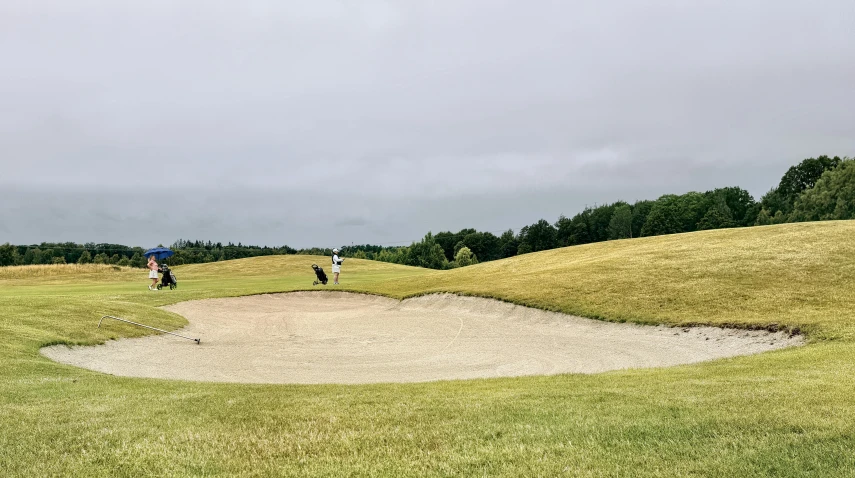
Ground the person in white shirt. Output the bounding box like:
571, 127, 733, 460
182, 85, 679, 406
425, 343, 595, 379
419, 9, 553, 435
332, 248, 344, 285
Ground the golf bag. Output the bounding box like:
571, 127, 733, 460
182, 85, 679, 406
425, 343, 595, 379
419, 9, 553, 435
312, 264, 328, 286
157, 264, 178, 290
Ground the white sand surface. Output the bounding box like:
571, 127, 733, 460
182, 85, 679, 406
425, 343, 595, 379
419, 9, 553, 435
41, 292, 803, 384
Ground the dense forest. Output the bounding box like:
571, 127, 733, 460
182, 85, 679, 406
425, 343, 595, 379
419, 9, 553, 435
341, 155, 854, 269
1, 155, 852, 269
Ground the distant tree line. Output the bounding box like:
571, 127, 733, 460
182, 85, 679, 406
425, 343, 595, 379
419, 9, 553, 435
363, 154, 854, 269
167, 240, 298, 265
0, 240, 300, 268
1, 155, 852, 269
0, 242, 149, 268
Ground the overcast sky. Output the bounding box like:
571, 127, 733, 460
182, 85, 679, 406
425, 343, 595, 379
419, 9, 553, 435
2, 1, 853, 248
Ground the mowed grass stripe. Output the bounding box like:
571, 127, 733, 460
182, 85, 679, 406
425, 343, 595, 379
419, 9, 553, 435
1, 221, 854, 476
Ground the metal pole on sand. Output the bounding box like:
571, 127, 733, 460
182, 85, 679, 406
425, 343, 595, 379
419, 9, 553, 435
98, 315, 201, 344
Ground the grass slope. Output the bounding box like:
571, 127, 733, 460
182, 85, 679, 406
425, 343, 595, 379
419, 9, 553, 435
1, 221, 854, 477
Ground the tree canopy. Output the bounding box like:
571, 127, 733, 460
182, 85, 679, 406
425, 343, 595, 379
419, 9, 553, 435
791, 159, 855, 221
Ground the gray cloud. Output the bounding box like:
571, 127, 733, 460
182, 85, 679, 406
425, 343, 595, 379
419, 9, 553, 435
335, 217, 369, 228
1, 1, 853, 247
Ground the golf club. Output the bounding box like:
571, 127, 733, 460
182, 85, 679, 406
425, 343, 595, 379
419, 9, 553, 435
98, 315, 201, 344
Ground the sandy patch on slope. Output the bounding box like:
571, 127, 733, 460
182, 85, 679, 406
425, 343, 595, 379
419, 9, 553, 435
41, 292, 802, 384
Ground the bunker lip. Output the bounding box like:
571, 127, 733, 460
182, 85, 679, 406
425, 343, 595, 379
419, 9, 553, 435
41, 292, 804, 385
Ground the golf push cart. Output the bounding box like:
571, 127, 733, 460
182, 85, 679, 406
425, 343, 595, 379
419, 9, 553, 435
312, 264, 328, 286
157, 263, 178, 290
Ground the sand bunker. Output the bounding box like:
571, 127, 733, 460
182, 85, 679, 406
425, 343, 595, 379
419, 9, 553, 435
41, 292, 802, 384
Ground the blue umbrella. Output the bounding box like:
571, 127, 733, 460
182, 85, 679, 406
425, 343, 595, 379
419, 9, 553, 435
144, 247, 174, 260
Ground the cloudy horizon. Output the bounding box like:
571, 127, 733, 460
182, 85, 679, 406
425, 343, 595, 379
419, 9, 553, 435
2, 1, 853, 248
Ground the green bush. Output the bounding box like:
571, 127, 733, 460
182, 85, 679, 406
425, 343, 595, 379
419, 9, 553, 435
454, 246, 478, 267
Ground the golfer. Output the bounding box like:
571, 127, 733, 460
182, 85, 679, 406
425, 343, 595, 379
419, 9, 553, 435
332, 248, 344, 285
147, 255, 159, 291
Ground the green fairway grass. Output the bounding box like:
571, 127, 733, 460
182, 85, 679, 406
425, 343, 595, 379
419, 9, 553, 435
2, 221, 854, 476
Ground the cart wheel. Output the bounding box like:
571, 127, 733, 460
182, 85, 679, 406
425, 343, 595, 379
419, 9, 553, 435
170, 284, 176, 290
157, 284, 162, 290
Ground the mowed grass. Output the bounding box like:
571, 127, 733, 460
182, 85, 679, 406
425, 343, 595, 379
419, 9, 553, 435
1, 221, 855, 476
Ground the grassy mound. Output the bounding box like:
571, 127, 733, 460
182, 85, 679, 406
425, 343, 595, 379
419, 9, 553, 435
0, 263, 139, 281
1, 221, 854, 476
363, 221, 855, 340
